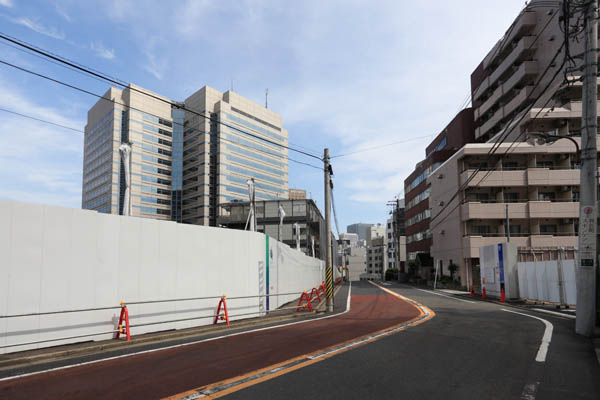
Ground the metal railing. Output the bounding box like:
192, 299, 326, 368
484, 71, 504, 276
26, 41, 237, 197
0, 291, 308, 350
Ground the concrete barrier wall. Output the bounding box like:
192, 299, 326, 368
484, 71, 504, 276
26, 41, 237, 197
0, 200, 324, 354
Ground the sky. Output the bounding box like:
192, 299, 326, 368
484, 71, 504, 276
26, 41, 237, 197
0, 0, 527, 232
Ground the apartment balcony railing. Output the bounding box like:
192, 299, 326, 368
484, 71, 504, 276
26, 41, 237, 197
475, 61, 538, 121
475, 85, 534, 139
474, 35, 537, 101
482, 11, 537, 71
462, 233, 577, 258
459, 167, 582, 187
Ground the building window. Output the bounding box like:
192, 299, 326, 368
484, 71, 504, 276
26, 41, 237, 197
540, 224, 557, 234
504, 192, 519, 203
538, 192, 556, 201
536, 161, 553, 169
471, 225, 491, 235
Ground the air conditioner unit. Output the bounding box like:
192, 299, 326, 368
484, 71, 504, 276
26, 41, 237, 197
563, 218, 574, 224
439, 201, 445, 206
560, 186, 570, 192
440, 230, 445, 235
437, 174, 444, 179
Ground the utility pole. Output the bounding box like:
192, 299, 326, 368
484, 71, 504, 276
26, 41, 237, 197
324, 148, 334, 312
576, 0, 598, 337
506, 204, 510, 242
396, 198, 403, 276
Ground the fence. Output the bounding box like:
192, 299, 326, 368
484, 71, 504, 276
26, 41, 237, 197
517, 248, 577, 305
0, 200, 325, 353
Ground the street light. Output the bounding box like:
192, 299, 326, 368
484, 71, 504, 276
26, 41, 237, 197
527, 132, 580, 156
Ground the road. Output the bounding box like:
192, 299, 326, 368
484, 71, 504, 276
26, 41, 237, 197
1, 281, 598, 399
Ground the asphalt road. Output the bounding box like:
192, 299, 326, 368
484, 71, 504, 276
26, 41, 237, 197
1, 281, 598, 399
225, 282, 600, 400
0, 281, 420, 399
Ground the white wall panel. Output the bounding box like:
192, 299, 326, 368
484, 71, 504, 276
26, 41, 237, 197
0, 200, 323, 354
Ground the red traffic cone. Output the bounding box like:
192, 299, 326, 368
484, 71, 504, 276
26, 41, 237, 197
482, 287, 486, 300
500, 288, 506, 303
470, 285, 474, 297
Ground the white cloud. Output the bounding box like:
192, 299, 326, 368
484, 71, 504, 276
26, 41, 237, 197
142, 44, 167, 80
90, 41, 115, 60
0, 78, 83, 208
12, 17, 65, 39
0, 0, 13, 8
55, 5, 72, 22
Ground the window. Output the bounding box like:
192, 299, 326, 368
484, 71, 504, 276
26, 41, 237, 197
475, 193, 490, 202
504, 192, 519, 203
538, 192, 556, 201
536, 161, 553, 168
509, 225, 521, 234
471, 225, 491, 235
540, 224, 557, 234
503, 161, 518, 170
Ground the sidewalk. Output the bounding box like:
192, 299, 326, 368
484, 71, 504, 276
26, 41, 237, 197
0, 283, 346, 379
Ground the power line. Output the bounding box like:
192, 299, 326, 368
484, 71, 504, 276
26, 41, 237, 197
429, 46, 568, 233
0, 32, 322, 161
0, 101, 323, 173
428, 39, 566, 228
0, 107, 84, 133
330, 134, 433, 159
0, 58, 324, 173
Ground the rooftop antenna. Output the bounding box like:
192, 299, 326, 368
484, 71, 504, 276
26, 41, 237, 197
231, 79, 234, 92
265, 88, 269, 108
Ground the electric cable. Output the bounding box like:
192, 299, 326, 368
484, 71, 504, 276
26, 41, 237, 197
0, 32, 322, 160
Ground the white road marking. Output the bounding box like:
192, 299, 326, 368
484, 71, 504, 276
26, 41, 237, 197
531, 308, 576, 319
414, 288, 476, 304
501, 309, 553, 362
0, 282, 353, 382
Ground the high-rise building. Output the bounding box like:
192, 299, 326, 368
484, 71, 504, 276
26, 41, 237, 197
347, 223, 373, 242
82, 85, 289, 226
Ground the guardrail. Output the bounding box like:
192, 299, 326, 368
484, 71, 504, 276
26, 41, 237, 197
0, 290, 312, 350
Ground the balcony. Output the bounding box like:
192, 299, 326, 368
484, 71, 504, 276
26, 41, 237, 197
475, 61, 538, 121
460, 169, 527, 187
474, 35, 537, 101
482, 11, 537, 70
461, 200, 578, 221
461, 201, 528, 220
462, 234, 577, 258
526, 168, 579, 186
476, 85, 535, 139
462, 235, 528, 258
528, 201, 579, 219
530, 234, 578, 248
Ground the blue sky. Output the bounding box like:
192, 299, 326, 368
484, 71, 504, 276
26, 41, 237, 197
0, 0, 526, 231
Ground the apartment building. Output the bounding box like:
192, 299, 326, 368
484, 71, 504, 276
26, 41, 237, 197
82, 85, 289, 226
429, 139, 584, 286
470, 0, 583, 143
404, 108, 474, 262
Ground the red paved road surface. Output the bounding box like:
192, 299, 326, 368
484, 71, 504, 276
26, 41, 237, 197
0, 283, 420, 399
